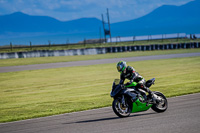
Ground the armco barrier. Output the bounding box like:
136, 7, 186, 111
0, 42, 199, 59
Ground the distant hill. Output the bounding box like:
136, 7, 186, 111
0, 0, 199, 38
0, 12, 102, 34
111, 0, 200, 35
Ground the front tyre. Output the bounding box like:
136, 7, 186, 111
112, 97, 131, 118
151, 91, 168, 113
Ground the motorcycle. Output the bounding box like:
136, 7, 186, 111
110, 78, 168, 117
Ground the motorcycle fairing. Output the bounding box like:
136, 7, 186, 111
110, 84, 122, 97
131, 98, 152, 113
125, 82, 137, 88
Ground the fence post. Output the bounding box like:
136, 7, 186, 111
48, 40, 51, 48
133, 36, 135, 44
84, 38, 86, 47
30, 41, 32, 50
10, 42, 13, 51
99, 27, 101, 45
66, 39, 69, 49
177, 33, 179, 42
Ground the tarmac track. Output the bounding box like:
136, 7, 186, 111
0, 52, 200, 73
0, 93, 200, 133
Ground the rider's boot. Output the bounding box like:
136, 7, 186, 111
131, 95, 139, 102
131, 93, 137, 103
148, 92, 156, 103
126, 91, 137, 103
145, 87, 156, 106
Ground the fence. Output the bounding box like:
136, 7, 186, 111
0, 33, 199, 51
107, 33, 188, 42
0, 42, 199, 59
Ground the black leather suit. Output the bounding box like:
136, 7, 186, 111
119, 66, 145, 85
119, 66, 151, 97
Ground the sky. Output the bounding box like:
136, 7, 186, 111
0, 0, 194, 23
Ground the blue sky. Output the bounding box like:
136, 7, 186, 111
0, 0, 193, 23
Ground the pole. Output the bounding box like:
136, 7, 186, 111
30, 41, 32, 50
99, 27, 101, 44
177, 33, 179, 42
107, 8, 112, 42
101, 14, 106, 42
10, 42, 13, 51
48, 40, 51, 48
84, 38, 86, 47
133, 36, 135, 44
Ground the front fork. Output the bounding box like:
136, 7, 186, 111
121, 95, 126, 106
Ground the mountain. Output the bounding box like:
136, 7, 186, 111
0, 0, 200, 39
111, 0, 200, 35
0, 12, 102, 34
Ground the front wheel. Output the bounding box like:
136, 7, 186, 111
151, 91, 168, 113
112, 97, 131, 118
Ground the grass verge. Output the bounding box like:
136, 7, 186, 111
0, 56, 200, 122
0, 48, 200, 67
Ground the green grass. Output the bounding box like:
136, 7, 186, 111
0, 38, 200, 53
0, 48, 200, 67
0, 56, 200, 122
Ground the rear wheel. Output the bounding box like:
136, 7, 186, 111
112, 97, 131, 117
151, 92, 168, 113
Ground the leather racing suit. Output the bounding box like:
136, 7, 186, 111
119, 66, 152, 101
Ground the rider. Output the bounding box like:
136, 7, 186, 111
116, 61, 155, 103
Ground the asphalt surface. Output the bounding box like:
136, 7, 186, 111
0, 52, 200, 73
0, 93, 200, 133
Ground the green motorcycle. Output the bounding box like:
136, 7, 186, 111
110, 78, 168, 117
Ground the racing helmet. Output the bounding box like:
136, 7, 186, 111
116, 61, 127, 72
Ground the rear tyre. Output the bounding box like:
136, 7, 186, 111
151, 91, 168, 113
112, 97, 131, 118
